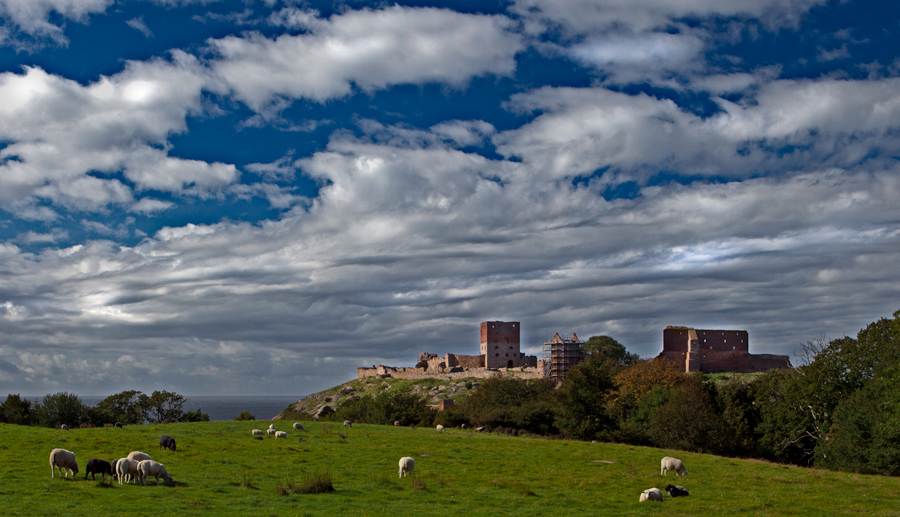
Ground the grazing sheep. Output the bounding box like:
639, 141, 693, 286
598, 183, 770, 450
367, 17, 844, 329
85, 458, 113, 480
267, 428, 277, 437
252, 429, 264, 436
275, 431, 288, 439
664, 484, 690, 497
461, 424, 467, 429
269, 424, 275, 430
127, 451, 152, 462
159, 434, 177, 451
394, 421, 400, 426
640, 488, 663, 502
436, 425, 444, 432
59, 424, 69, 430
116, 458, 141, 485
253, 436, 263, 441
398, 457, 415, 478
293, 422, 304, 430
660, 456, 687, 476
49, 448, 79, 478
138, 459, 173, 486
111, 458, 121, 480
114, 422, 123, 428
343, 420, 352, 428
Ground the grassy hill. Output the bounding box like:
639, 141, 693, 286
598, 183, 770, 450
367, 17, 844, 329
1, 420, 898, 516
275, 376, 482, 419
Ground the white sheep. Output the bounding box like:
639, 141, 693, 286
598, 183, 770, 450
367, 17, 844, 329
269, 424, 275, 430
436, 425, 444, 432
138, 459, 173, 486
343, 420, 352, 428
660, 456, 687, 476
116, 458, 141, 485
127, 451, 152, 462
398, 457, 415, 478
49, 448, 79, 478
267, 428, 277, 437
59, 424, 69, 430
275, 431, 288, 439
293, 422, 304, 430
252, 429, 264, 436
640, 488, 663, 502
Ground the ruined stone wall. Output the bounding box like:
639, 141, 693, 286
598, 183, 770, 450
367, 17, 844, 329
426, 356, 447, 371
658, 327, 788, 373
358, 365, 541, 381
447, 353, 484, 368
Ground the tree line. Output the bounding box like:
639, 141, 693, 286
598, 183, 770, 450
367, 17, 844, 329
320, 310, 900, 477
0, 390, 209, 428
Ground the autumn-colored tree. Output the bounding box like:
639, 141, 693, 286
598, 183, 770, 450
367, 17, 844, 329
607, 358, 688, 420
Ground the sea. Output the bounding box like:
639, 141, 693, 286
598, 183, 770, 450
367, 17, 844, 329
26, 395, 302, 422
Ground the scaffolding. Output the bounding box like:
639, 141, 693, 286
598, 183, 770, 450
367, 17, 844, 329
542, 333, 585, 380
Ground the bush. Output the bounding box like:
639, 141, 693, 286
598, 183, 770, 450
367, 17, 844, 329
33, 392, 90, 428
234, 410, 256, 421
277, 472, 334, 495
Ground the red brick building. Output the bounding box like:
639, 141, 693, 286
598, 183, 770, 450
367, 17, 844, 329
657, 326, 790, 373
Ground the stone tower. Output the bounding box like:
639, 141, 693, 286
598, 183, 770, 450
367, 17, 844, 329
480, 321, 520, 369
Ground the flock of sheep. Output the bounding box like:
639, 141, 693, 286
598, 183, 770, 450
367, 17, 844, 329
639, 456, 690, 502
48, 434, 176, 487
49, 419, 691, 503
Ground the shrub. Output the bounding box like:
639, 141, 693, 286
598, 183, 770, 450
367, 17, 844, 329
277, 472, 335, 495
234, 410, 256, 421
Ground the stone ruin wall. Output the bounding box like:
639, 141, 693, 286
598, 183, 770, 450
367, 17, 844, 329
659, 327, 790, 373
357, 364, 542, 381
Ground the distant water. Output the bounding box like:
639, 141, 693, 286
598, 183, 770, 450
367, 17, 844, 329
30, 395, 301, 422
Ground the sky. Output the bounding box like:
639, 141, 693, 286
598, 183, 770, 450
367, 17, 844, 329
1, 0, 899, 397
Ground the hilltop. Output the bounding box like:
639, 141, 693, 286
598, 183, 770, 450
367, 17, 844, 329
275, 376, 482, 420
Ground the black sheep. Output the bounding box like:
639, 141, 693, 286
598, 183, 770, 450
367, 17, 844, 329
664, 484, 690, 497
85, 458, 113, 480
159, 434, 177, 451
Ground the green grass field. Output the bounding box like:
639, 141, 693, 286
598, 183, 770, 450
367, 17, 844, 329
2, 421, 897, 516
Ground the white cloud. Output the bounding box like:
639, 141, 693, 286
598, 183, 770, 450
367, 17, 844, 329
0, 52, 237, 218
209, 6, 523, 112
126, 16, 154, 38
130, 198, 174, 214
0, 0, 112, 46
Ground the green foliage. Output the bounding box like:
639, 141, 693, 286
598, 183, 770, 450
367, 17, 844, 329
144, 390, 186, 423
0, 394, 34, 425
581, 335, 639, 366
33, 391, 90, 428
92, 390, 148, 425
277, 472, 335, 495
331, 390, 436, 427
183, 408, 211, 422
458, 376, 558, 435
234, 410, 256, 421
554, 355, 617, 440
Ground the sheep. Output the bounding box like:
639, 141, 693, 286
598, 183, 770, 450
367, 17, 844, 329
85, 458, 113, 480
293, 422, 304, 430
660, 456, 687, 476
269, 424, 275, 430
664, 484, 690, 497
59, 424, 69, 430
116, 458, 141, 485
49, 448, 79, 478
159, 434, 177, 451
640, 488, 663, 502
343, 420, 352, 428
436, 425, 444, 432
111, 458, 121, 480
114, 422, 124, 428
127, 451, 152, 462
394, 421, 400, 426
267, 428, 277, 437
398, 457, 415, 478
252, 429, 264, 436
275, 431, 288, 439
138, 459, 173, 486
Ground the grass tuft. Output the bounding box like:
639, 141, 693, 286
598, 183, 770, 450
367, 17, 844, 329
277, 471, 335, 495
411, 478, 427, 491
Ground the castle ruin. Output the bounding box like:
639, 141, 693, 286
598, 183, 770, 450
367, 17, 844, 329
656, 326, 791, 373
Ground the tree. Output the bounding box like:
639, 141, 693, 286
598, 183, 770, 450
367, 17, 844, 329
458, 376, 558, 434
554, 354, 618, 440
581, 335, 639, 366
144, 390, 186, 423
93, 390, 148, 425
183, 408, 210, 422
234, 410, 256, 421
34, 392, 90, 428
607, 358, 687, 420
0, 394, 34, 425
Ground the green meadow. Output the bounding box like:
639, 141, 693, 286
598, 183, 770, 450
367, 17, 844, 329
2, 420, 897, 516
